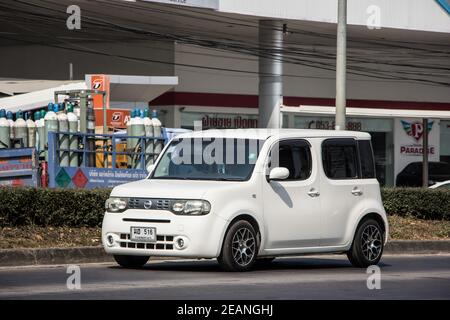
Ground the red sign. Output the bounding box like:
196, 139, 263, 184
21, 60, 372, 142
90, 74, 110, 110
94, 109, 130, 129
401, 120, 434, 141
72, 169, 88, 188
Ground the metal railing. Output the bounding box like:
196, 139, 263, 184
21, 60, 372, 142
47, 131, 166, 170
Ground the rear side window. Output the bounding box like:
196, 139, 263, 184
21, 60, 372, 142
403, 163, 420, 174
269, 140, 312, 180
358, 140, 376, 179
322, 139, 359, 179
430, 163, 450, 175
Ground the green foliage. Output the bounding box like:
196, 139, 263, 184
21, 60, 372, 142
0, 187, 448, 227
381, 188, 450, 220
0, 187, 110, 227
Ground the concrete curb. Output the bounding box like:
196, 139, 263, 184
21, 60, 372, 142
384, 240, 450, 255
0, 246, 111, 267
0, 241, 449, 267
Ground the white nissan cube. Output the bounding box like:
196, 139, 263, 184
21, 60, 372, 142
102, 129, 388, 271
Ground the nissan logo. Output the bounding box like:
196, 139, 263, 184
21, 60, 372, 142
143, 200, 153, 209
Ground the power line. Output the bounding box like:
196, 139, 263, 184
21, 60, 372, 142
0, 0, 449, 87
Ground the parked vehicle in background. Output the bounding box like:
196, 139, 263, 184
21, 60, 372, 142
396, 162, 450, 187
429, 180, 450, 189
102, 129, 389, 271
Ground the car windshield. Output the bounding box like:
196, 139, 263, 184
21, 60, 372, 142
151, 137, 265, 181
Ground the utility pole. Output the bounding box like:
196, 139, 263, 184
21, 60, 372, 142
258, 20, 283, 129
422, 118, 429, 187
335, 0, 347, 130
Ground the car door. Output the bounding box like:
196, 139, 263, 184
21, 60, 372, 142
319, 138, 364, 246
262, 138, 322, 250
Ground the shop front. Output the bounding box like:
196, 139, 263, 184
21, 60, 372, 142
441, 120, 450, 164
181, 112, 259, 130
150, 104, 450, 187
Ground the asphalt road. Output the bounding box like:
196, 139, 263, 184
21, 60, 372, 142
0, 254, 449, 299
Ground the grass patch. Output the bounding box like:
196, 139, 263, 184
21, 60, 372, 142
0, 226, 101, 249
0, 216, 449, 249
388, 216, 450, 240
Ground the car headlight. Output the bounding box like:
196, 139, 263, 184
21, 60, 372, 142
170, 200, 211, 215
105, 197, 128, 213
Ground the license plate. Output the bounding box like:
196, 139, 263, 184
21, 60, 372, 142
130, 227, 156, 242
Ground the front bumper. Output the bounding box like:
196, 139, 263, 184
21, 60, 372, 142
101, 209, 227, 258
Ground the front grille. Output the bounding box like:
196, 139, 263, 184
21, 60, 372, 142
119, 233, 174, 250
156, 199, 170, 210
127, 198, 171, 210
128, 198, 140, 209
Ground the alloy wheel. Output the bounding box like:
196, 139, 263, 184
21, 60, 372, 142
360, 224, 382, 261
231, 227, 256, 266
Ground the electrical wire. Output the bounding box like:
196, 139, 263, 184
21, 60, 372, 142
0, 0, 449, 87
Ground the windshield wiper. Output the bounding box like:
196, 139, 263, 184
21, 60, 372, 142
214, 177, 243, 181
152, 176, 212, 180
152, 176, 243, 181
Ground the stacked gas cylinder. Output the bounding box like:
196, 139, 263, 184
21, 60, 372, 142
126, 108, 162, 169
0, 103, 79, 166
0, 109, 35, 149
1, 105, 163, 170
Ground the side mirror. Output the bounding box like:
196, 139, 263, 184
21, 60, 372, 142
147, 164, 156, 173
268, 167, 290, 181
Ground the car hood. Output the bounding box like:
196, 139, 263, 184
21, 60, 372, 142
110, 178, 243, 199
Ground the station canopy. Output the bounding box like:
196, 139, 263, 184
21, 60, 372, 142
0, 75, 178, 113
0, 82, 87, 113
281, 105, 450, 120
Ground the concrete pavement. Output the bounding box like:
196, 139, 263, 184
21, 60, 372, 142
0, 254, 449, 299
2, 240, 450, 267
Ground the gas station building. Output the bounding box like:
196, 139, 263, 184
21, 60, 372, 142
0, 0, 449, 186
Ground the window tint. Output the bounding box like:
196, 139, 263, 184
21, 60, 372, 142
269, 140, 312, 180
322, 139, 359, 179
430, 162, 450, 175
403, 163, 419, 174
358, 140, 376, 179
152, 138, 264, 181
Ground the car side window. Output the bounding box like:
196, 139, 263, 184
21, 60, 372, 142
269, 140, 312, 181
404, 163, 419, 175
358, 140, 376, 179
322, 138, 360, 179
430, 163, 450, 175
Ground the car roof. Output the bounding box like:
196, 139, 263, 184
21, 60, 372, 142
430, 180, 450, 188
408, 161, 450, 166
174, 128, 371, 140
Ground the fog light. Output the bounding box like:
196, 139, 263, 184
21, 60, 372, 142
174, 236, 188, 250
106, 235, 115, 247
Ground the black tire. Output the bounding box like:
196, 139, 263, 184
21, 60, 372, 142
347, 218, 384, 268
256, 257, 275, 265
218, 220, 258, 272
113, 255, 149, 268
255, 257, 275, 267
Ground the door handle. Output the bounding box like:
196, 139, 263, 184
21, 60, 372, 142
307, 188, 320, 197
351, 188, 363, 196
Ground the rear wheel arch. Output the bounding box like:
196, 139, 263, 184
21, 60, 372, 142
353, 212, 387, 243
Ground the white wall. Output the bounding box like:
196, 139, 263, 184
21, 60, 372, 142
394, 118, 440, 180
175, 43, 450, 103
219, 0, 450, 33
